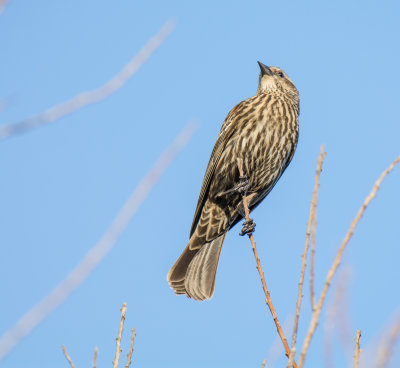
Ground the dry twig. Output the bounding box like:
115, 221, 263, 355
237, 158, 297, 368
309, 148, 325, 311
113, 303, 127, 368
310, 147, 326, 310
353, 329, 361, 368
298, 155, 400, 368
62, 345, 76, 368
289, 147, 326, 367
125, 328, 136, 368
93, 347, 98, 368
0, 20, 175, 140
265, 314, 294, 367
376, 314, 400, 368
0, 122, 196, 361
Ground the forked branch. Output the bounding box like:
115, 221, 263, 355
298, 155, 400, 368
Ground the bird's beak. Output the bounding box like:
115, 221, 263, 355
257, 61, 273, 76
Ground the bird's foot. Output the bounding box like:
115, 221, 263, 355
240, 219, 256, 236
218, 175, 250, 197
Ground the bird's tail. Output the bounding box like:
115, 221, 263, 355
167, 233, 227, 301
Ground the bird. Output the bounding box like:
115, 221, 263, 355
167, 61, 300, 301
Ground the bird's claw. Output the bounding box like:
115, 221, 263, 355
240, 219, 256, 236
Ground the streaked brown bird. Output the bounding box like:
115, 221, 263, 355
167, 62, 300, 301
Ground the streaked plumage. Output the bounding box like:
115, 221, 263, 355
167, 62, 300, 301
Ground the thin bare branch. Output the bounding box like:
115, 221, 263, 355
310, 204, 318, 311
376, 314, 400, 368
62, 345, 76, 368
93, 347, 98, 368
353, 329, 361, 368
290, 146, 326, 366
265, 314, 293, 367
0, 122, 196, 361
237, 158, 297, 368
298, 155, 400, 368
125, 328, 136, 368
310, 147, 326, 310
113, 303, 127, 368
0, 20, 175, 140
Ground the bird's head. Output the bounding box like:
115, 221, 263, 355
257, 62, 299, 104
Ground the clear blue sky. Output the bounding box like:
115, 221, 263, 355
1, 1, 400, 367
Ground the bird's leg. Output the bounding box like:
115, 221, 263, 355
235, 174, 256, 236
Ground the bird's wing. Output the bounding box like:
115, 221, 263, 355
189, 101, 246, 237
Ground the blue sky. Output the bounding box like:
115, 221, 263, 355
1, 1, 400, 367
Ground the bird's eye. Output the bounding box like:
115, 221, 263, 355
278, 72, 284, 78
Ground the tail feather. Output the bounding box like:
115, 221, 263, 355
167, 233, 227, 301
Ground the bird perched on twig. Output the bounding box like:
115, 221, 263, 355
167, 61, 300, 301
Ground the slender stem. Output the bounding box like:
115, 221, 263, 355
125, 328, 136, 368
353, 330, 361, 368
62, 345, 76, 368
113, 303, 127, 368
93, 347, 98, 368
310, 147, 326, 311
290, 147, 326, 367
237, 158, 297, 368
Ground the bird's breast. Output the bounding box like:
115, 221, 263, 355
232, 96, 298, 192
210, 95, 298, 201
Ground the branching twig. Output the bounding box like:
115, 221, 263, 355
290, 147, 326, 367
0, 20, 175, 140
237, 158, 297, 368
0, 122, 196, 361
62, 345, 76, 368
376, 313, 400, 368
353, 329, 361, 368
125, 328, 136, 368
93, 347, 98, 368
113, 303, 127, 368
298, 155, 400, 368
